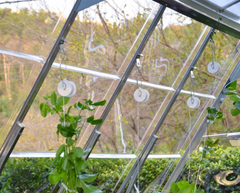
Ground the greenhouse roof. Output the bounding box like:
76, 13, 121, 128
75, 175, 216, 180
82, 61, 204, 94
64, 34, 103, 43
0, 0, 240, 192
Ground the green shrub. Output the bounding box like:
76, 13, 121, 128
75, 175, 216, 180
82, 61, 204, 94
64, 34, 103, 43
0, 158, 53, 192
1, 147, 240, 193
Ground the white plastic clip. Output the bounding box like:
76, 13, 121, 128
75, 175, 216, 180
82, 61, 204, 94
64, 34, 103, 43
190, 70, 195, 79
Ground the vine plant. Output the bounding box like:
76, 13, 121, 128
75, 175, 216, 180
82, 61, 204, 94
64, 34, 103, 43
39, 91, 106, 193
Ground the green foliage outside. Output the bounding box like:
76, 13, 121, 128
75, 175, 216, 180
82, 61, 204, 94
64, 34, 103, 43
1, 146, 240, 193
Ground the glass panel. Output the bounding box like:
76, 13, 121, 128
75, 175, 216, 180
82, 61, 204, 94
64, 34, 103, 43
227, 2, 240, 18
0, 55, 42, 146
90, 83, 169, 154
207, 0, 236, 7
65, 0, 158, 75
128, 9, 206, 87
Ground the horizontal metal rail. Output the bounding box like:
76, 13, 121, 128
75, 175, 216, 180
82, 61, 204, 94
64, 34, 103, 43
0, 48, 216, 99
10, 152, 181, 159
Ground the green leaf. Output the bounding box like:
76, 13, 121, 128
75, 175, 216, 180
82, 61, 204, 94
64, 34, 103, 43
226, 80, 237, 90
92, 100, 106, 106
57, 124, 76, 138
74, 102, 82, 110
67, 105, 72, 114
48, 169, 64, 184
229, 95, 240, 102
39, 103, 50, 117
235, 101, 240, 110
66, 152, 75, 164
57, 96, 70, 106
171, 182, 179, 193
91, 119, 103, 125
55, 144, 65, 160
62, 157, 71, 170
79, 174, 97, 183
87, 115, 94, 123
231, 108, 240, 116
216, 112, 223, 119
207, 107, 217, 114
81, 181, 102, 193
74, 102, 93, 111
73, 147, 84, 158
75, 158, 86, 172
51, 91, 57, 105
176, 181, 190, 190
224, 92, 237, 95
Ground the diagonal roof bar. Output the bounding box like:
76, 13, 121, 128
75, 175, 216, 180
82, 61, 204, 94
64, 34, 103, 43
117, 28, 214, 193
0, 0, 103, 174
163, 53, 240, 192
83, 5, 167, 156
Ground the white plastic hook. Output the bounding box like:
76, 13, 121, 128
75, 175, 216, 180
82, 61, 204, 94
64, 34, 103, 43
88, 28, 106, 54
155, 57, 169, 77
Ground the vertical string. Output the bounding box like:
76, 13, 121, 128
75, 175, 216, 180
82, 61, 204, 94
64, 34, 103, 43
116, 98, 126, 153
187, 108, 192, 182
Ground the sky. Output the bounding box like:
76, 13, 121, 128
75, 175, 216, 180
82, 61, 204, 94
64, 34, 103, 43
0, 0, 192, 28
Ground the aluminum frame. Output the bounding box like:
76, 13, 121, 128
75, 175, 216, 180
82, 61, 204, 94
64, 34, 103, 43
153, 0, 240, 38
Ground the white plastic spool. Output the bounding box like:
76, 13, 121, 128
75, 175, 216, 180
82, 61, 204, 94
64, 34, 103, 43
57, 79, 76, 97
207, 61, 221, 74
187, 96, 200, 109
134, 87, 150, 103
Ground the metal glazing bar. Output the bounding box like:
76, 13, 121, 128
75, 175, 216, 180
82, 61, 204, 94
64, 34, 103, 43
163, 58, 240, 191
153, 0, 240, 38
118, 28, 214, 192
0, 0, 83, 174
202, 133, 227, 138
83, 5, 166, 157
222, 0, 240, 10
